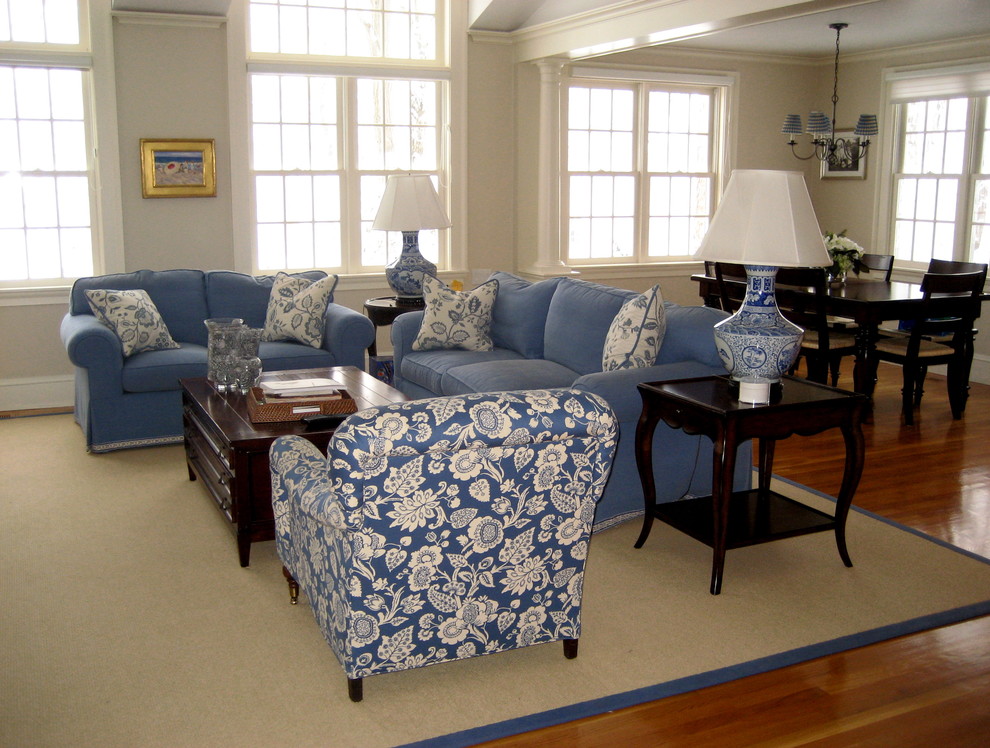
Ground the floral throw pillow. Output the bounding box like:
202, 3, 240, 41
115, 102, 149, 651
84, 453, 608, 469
262, 272, 339, 348
85, 289, 181, 357
601, 284, 666, 371
412, 275, 499, 352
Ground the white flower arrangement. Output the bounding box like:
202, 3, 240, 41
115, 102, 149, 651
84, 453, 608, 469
823, 230, 866, 278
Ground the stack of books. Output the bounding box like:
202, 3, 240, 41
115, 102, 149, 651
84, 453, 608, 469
258, 378, 342, 399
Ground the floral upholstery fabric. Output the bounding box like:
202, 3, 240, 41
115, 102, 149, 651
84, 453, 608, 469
412, 275, 498, 352
269, 389, 618, 689
601, 284, 666, 371
262, 272, 339, 347
85, 289, 181, 357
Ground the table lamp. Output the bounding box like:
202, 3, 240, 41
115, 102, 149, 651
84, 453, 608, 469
694, 169, 830, 403
372, 174, 451, 301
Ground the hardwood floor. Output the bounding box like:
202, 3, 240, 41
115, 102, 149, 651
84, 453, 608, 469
479, 363, 990, 747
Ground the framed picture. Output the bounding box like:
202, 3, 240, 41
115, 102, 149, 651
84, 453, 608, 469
140, 139, 217, 198
820, 131, 866, 179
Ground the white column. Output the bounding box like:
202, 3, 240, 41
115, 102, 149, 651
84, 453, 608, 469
527, 58, 573, 276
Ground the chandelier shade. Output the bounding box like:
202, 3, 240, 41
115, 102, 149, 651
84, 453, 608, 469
854, 114, 879, 137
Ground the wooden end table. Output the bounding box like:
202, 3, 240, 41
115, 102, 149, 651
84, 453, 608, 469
634, 375, 867, 595
364, 296, 425, 357
181, 366, 407, 567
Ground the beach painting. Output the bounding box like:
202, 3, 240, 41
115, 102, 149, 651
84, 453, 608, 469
154, 151, 205, 186
140, 139, 217, 198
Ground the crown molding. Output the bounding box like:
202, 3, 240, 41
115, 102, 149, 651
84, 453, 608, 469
112, 10, 226, 28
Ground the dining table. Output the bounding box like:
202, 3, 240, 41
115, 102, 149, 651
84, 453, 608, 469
692, 272, 988, 399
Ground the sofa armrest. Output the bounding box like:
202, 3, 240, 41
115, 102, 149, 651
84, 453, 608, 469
390, 309, 424, 363
270, 435, 358, 531
573, 360, 725, 422
656, 304, 728, 369
60, 313, 125, 397
322, 303, 375, 369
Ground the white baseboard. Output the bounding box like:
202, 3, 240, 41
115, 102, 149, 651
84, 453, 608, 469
0, 375, 74, 412
1, 357, 988, 414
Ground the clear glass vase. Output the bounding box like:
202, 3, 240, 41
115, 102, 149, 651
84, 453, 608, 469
233, 356, 263, 395
204, 318, 244, 392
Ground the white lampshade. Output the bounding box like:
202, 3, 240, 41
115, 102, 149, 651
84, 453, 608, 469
372, 174, 451, 232
695, 169, 830, 268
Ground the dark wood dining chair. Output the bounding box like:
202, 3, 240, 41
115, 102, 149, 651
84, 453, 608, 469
896, 258, 989, 341
928, 258, 988, 285
775, 266, 858, 387
875, 270, 985, 425
859, 253, 894, 282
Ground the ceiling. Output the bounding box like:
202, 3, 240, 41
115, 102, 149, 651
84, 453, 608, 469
470, 0, 990, 58
112, 0, 990, 59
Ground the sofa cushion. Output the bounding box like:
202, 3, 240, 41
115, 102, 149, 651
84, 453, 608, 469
488, 271, 562, 358
602, 284, 667, 370
413, 276, 499, 351
121, 344, 207, 392
656, 303, 727, 368
401, 348, 524, 395
206, 270, 328, 328
85, 289, 182, 357
262, 272, 339, 347
441, 359, 580, 396
257, 341, 335, 371
70, 269, 208, 345
543, 278, 638, 375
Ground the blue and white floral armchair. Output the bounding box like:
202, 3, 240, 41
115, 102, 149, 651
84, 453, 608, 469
269, 389, 618, 701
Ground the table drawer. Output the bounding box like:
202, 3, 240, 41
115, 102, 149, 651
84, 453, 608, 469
184, 414, 235, 522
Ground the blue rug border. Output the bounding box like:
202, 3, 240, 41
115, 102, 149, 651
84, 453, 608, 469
402, 476, 990, 748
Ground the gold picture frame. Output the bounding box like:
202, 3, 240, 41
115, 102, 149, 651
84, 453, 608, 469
140, 139, 217, 198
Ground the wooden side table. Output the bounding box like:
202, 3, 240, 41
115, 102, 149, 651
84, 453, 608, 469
363, 296, 425, 357
634, 375, 867, 595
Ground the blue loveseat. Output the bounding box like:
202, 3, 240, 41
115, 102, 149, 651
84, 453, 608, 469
391, 271, 752, 529
60, 268, 374, 452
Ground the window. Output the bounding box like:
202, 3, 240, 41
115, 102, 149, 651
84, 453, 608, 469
0, 0, 96, 287
887, 64, 990, 267
247, 0, 449, 276
564, 71, 726, 264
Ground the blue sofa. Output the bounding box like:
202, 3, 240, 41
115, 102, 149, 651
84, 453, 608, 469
391, 271, 752, 530
60, 268, 374, 453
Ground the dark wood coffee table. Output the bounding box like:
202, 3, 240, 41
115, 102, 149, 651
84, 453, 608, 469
181, 366, 407, 566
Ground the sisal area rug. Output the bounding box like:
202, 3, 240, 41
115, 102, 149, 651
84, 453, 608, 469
2, 414, 989, 747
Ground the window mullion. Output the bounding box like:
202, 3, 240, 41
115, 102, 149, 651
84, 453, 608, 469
960, 95, 986, 261
340, 76, 360, 275
635, 83, 647, 264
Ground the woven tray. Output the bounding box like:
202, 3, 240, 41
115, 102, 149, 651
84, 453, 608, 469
247, 388, 358, 423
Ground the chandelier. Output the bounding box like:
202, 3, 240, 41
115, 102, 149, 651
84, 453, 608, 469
781, 23, 878, 168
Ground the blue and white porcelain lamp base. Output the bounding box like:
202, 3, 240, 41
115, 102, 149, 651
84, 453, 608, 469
712, 265, 804, 404
385, 230, 437, 301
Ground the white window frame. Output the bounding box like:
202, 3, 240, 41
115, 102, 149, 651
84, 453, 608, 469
876, 60, 990, 271
561, 65, 732, 268
231, 0, 465, 284
0, 0, 123, 303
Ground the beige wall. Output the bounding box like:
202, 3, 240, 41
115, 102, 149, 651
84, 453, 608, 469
113, 17, 234, 272
1, 11, 988, 410
466, 37, 518, 280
